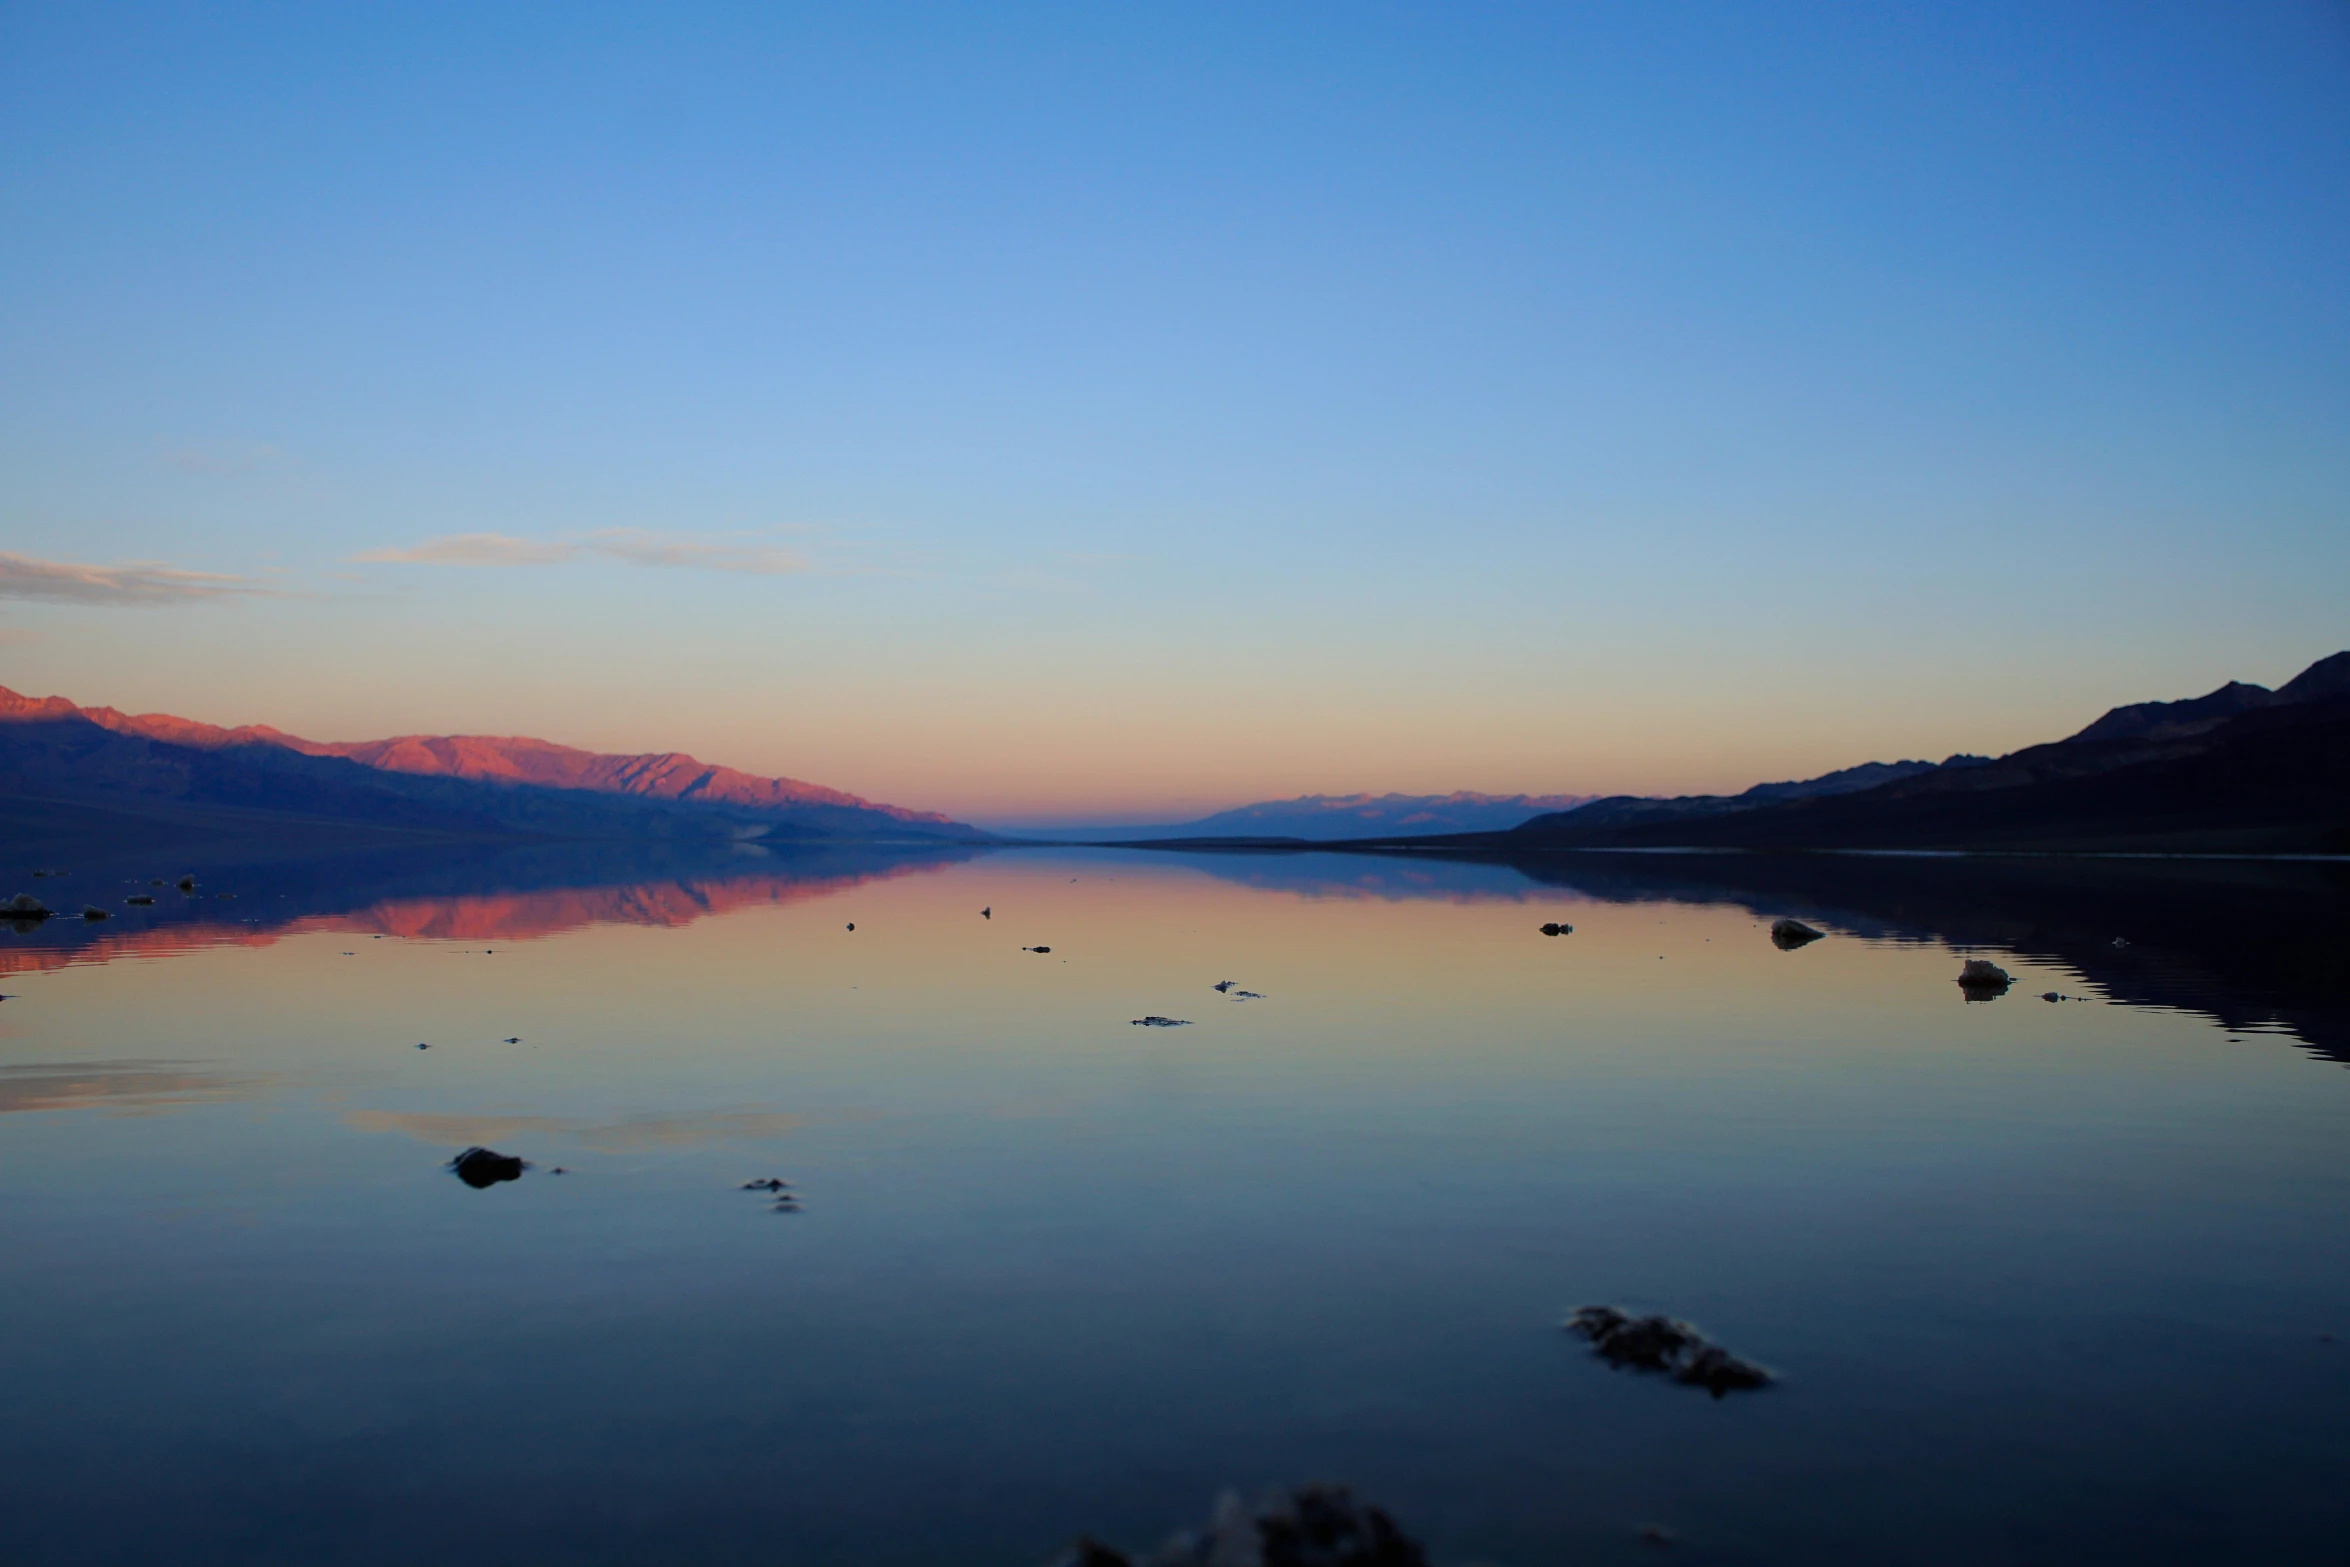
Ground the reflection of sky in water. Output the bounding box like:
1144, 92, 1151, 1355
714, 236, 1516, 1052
3, 851, 2348, 1566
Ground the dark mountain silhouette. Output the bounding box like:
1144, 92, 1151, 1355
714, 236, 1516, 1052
0, 686, 983, 854
1500, 653, 2350, 854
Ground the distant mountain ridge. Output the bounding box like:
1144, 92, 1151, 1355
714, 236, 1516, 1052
0, 686, 980, 848
1045, 790, 1601, 842
1499, 652, 2350, 854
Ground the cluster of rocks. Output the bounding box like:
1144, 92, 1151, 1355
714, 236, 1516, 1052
1565, 1305, 1773, 1398
741, 1176, 800, 1213
1054, 1484, 1427, 1567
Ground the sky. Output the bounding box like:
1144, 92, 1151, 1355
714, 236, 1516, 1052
2, 1, 2346, 827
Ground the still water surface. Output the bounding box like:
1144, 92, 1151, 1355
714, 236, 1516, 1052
3, 846, 2347, 1565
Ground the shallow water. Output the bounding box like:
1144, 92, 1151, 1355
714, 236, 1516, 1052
3, 845, 2347, 1565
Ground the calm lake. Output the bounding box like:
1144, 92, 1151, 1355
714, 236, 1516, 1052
3, 843, 2347, 1565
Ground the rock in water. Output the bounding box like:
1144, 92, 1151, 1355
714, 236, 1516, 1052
1566, 1305, 1773, 1399
1957, 958, 2013, 997
81, 906, 110, 922
1131, 1016, 1192, 1028
1053, 1484, 1429, 1567
449, 1147, 527, 1188
1770, 918, 1825, 949
1539, 922, 1572, 937
2, 893, 52, 920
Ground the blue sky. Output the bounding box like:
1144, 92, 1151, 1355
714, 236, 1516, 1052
2, 2, 2345, 823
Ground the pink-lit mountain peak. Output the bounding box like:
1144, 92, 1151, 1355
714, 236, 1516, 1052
0, 686, 952, 826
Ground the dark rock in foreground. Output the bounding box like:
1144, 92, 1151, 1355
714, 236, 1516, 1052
1770, 918, 1825, 949
1132, 1016, 1192, 1028
449, 1146, 527, 1188
1053, 1484, 1428, 1567
1539, 921, 1572, 937
2, 893, 52, 920
1566, 1305, 1773, 1398
1958, 958, 2014, 997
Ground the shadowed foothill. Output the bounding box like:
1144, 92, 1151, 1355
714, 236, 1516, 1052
448, 1147, 526, 1188
1566, 1306, 1774, 1398
1053, 1484, 1428, 1567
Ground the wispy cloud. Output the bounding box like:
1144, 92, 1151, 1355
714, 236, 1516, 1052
354, 533, 579, 567
355, 529, 807, 576
0, 551, 268, 606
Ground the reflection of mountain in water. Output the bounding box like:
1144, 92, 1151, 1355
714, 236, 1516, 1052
0, 837, 984, 975
1134, 844, 2350, 1067
1042, 845, 1569, 904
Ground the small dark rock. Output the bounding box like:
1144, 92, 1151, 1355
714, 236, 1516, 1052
1566, 1305, 1773, 1399
81, 905, 109, 922
176, 877, 196, 891
1213, 980, 1236, 992
1540, 922, 1572, 937
449, 1147, 526, 1188
982, 906, 992, 919
503, 1036, 521, 1043
1958, 958, 2013, 997
1131, 1016, 1192, 1028
125, 895, 155, 906
1025, 945, 1052, 953
1769, 918, 1824, 949
741, 1178, 790, 1192
1231, 990, 1263, 1000
846, 922, 855, 931
3, 893, 53, 920
2041, 991, 2062, 1003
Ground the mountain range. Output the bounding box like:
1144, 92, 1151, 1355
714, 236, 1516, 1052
0, 686, 982, 856
1031, 791, 1603, 842
1494, 652, 2350, 854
